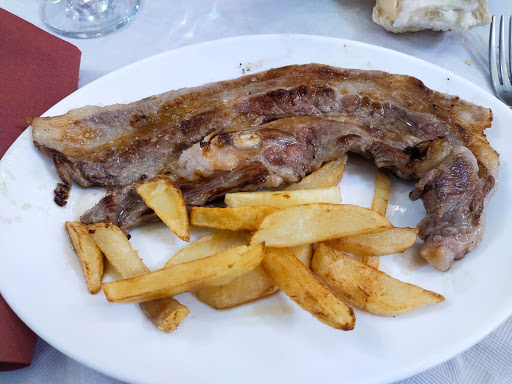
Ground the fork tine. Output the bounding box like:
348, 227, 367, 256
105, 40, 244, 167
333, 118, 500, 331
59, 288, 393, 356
499, 16, 512, 87
489, 15, 512, 105
489, 16, 500, 88
509, 15, 512, 79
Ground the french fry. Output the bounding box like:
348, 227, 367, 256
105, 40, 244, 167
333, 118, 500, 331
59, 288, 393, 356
65, 221, 104, 294
195, 265, 278, 309
103, 243, 265, 303
285, 155, 348, 191
311, 243, 444, 316
190, 206, 278, 231
251, 203, 392, 247
288, 243, 314, 268
139, 297, 189, 333
260, 247, 355, 330
88, 223, 147, 277
224, 186, 341, 208
165, 230, 249, 267
195, 244, 313, 309
88, 223, 189, 332
134, 175, 190, 241
371, 170, 391, 215
362, 170, 392, 268
326, 227, 419, 256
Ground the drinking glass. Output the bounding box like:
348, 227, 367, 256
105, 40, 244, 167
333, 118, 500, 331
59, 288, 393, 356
42, 0, 140, 39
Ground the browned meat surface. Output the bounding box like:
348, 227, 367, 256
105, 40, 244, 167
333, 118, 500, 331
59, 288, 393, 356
176, 118, 496, 272
31, 64, 499, 271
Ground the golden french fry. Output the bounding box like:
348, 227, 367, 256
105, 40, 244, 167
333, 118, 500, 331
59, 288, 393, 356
311, 243, 444, 316
139, 298, 190, 333
195, 244, 313, 309
285, 155, 348, 191
88, 223, 189, 332
260, 247, 355, 330
134, 175, 190, 241
362, 254, 380, 269
327, 227, 419, 257
165, 230, 249, 267
251, 203, 392, 247
224, 186, 341, 208
65, 221, 104, 294
190, 206, 278, 231
362, 170, 392, 268
288, 243, 314, 268
195, 265, 278, 309
88, 223, 147, 277
103, 243, 265, 303
371, 170, 391, 215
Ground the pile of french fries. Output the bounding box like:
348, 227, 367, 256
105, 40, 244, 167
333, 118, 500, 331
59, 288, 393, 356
65, 154, 444, 333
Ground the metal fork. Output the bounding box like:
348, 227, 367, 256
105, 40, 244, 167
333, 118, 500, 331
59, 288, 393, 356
489, 15, 512, 105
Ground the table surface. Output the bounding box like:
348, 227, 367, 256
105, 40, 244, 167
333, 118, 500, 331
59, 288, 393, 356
1, 1, 512, 383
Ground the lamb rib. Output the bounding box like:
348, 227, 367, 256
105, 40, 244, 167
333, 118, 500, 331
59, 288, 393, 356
31, 64, 499, 271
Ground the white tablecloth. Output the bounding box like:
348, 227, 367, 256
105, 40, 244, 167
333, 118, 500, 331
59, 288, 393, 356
1, 1, 511, 383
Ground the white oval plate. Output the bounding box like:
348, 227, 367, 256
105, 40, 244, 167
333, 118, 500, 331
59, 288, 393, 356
1, 35, 511, 384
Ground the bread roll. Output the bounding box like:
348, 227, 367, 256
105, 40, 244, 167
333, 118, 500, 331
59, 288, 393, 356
373, 0, 491, 33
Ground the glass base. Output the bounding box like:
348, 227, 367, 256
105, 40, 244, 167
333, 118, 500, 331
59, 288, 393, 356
42, 0, 140, 39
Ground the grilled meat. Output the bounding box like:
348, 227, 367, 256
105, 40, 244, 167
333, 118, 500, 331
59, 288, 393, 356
32, 64, 499, 271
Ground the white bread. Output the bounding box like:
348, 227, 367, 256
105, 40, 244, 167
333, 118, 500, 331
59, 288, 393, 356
372, 0, 491, 33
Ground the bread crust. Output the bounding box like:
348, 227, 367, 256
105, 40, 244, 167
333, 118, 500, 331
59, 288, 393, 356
372, 0, 491, 33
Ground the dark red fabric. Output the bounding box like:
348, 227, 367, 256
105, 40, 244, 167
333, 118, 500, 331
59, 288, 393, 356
0, 297, 37, 371
0, 8, 81, 371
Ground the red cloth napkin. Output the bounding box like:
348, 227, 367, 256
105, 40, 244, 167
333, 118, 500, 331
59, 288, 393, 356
0, 8, 81, 371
